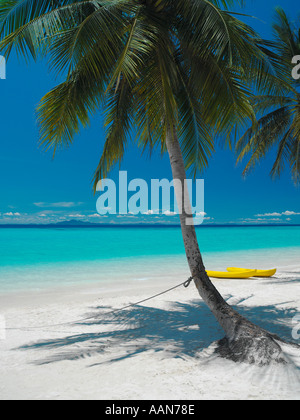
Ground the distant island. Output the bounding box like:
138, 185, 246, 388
55, 219, 96, 227
0, 220, 299, 228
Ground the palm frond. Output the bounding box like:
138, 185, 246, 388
37, 67, 103, 154
0, 1, 133, 61
47, 2, 128, 78
2, 0, 297, 188
92, 75, 134, 191
249, 95, 296, 115
273, 7, 300, 60
0, 0, 85, 57
288, 106, 300, 183
270, 129, 293, 180
106, 7, 158, 91
175, 56, 214, 175
237, 106, 292, 176
289, 137, 300, 184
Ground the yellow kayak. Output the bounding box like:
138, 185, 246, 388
227, 267, 277, 278
206, 270, 257, 279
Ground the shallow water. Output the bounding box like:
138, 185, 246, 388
0, 226, 299, 292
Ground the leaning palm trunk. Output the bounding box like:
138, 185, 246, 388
166, 126, 286, 365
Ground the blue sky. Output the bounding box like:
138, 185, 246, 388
0, 0, 299, 226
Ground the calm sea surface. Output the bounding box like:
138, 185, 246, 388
0, 226, 299, 292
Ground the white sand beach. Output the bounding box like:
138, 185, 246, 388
0, 265, 300, 400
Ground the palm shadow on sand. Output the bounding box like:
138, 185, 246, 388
17, 288, 300, 368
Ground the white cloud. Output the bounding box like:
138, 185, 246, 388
255, 210, 300, 218
3, 212, 21, 217
163, 210, 177, 216
34, 202, 83, 208
255, 212, 282, 217
282, 210, 300, 216
195, 212, 207, 217
143, 210, 156, 215
257, 218, 281, 222
240, 217, 283, 224
35, 210, 57, 216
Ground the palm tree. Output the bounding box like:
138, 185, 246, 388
237, 7, 300, 184
0, 0, 291, 365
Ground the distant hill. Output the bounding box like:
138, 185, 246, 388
55, 219, 97, 227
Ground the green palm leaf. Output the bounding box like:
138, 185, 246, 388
0, 0, 292, 186
237, 7, 300, 184
93, 76, 134, 190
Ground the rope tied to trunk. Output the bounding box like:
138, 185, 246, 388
183, 277, 193, 288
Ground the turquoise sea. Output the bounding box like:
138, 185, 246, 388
0, 225, 299, 293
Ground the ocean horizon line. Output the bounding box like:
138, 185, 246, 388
0, 222, 299, 229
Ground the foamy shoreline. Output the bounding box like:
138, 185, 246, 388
0, 266, 300, 400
